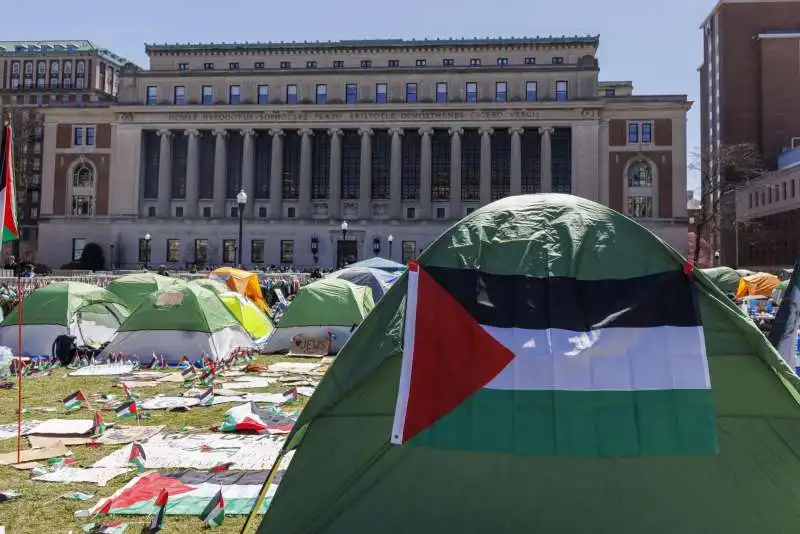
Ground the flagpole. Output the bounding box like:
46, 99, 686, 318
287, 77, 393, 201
240, 448, 286, 533
15, 258, 23, 463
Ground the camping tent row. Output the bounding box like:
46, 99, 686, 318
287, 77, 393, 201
702, 266, 782, 299
251, 194, 800, 534
0, 274, 273, 363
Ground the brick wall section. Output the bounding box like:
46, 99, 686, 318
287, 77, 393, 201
609, 119, 626, 146
53, 154, 67, 215
608, 152, 625, 211
654, 119, 672, 147
86, 153, 110, 215
95, 124, 111, 149
759, 37, 800, 166
55, 124, 72, 148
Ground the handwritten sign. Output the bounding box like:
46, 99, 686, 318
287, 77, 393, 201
288, 335, 331, 358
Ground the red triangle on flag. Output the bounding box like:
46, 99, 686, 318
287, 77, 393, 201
399, 264, 515, 443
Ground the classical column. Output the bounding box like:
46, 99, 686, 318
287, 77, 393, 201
268, 129, 283, 219
389, 127, 403, 219
449, 127, 463, 218
479, 127, 493, 205
539, 126, 553, 193
184, 129, 200, 217
419, 127, 433, 219
328, 129, 342, 219
298, 128, 313, 219
358, 127, 373, 219
510, 127, 523, 196
240, 129, 256, 218
156, 129, 172, 217
212, 129, 228, 217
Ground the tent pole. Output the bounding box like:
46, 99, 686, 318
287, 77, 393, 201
240, 448, 287, 534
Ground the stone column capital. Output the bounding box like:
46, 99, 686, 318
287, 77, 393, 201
269, 128, 283, 137
419, 126, 434, 136
298, 128, 314, 137
538, 126, 554, 136
240, 128, 256, 137
448, 127, 464, 136
388, 127, 404, 136
213, 128, 228, 137
156, 128, 172, 138
328, 128, 343, 137
509, 127, 525, 136
184, 129, 200, 137
479, 126, 494, 136
358, 127, 373, 137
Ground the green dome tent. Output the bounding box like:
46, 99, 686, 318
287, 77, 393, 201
262, 278, 374, 354
700, 266, 741, 295
188, 278, 230, 295
253, 194, 800, 534
106, 273, 186, 311
101, 284, 253, 364
0, 282, 128, 356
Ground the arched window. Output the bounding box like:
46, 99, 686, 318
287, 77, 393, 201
626, 160, 655, 218
70, 162, 95, 216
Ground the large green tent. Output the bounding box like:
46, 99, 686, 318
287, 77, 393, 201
106, 273, 187, 311
0, 282, 128, 356
101, 284, 252, 364
263, 278, 374, 354
700, 266, 741, 295
256, 194, 800, 534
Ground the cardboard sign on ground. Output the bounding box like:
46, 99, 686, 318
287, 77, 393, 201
288, 335, 331, 358
267, 362, 321, 374
95, 425, 164, 445
69, 364, 134, 377
0, 420, 42, 440
29, 419, 94, 436
32, 467, 131, 486
0, 444, 70, 465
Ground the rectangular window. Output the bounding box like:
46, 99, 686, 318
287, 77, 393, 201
222, 239, 236, 263
345, 83, 358, 104
525, 81, 538, 101
166, 239, 181, 262
641, 121, 652, 144
555, 80, 568, 101
628, 122, 639, 144
258, 207, 267, 218
466, 82, 478, 103
627, 196, 653, 218
251, 239, 265, 263
229, 62, 240, 70
287, 207, 296, 218
146, 86, 158, 105
749, 193, 753, 209
75, 78, 85, 89
628, 121, 653, 145
254, 62, 265, 69
524, 56, 536, 65
10, 79, 19, 90
37, 61, 46, 74
388, 59, 400, 68
286, 84, 298, 104
11, 61, 20, 74
280, 240, 294, 264
194, 239, 208, 263
229, 85, 241, 104
72, 238, 86, 262
436, 207, 446, 219
436, 82, 448, 103
316, 83, 327, 104
173, 85, 186, 105
73, 127, 83, 146
202, 85, 213, 105
178, 63, 189, 71
24, 61, 33, 74
360, 60, 372, 68
552, 57, 564, 64
402, 240, 416, 263
175, 206, 183, 217
443, 58, 454, 66
405, 83, 417, 103
497, 57, 509, 66
49, 60, 59, 74
49, 77, 59, 88
62, 78, 72, 89
495, 81, 508, 102
604, 88, 616, 97
203, 62, 214, 70
138, 238, 149, 262
376, 83, 387, 103
470, 58, 481, 66
306, 61, 317, 68
85, 127, 95, 146
280, 61, 291, 69
415, 59, 426, 67
332, 60, 344, 68
257, 84, 269, 104
203, 206, 211, 218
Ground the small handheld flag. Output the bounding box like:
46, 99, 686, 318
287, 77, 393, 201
178, 355, 192, 369
92, 412, 105, 436
147, 488, 168, 532
115, 401, 137, 420
197, 387, 214, 407
128, 442, 146, 472
199, 489, 225, 528
63, 390, 87, 412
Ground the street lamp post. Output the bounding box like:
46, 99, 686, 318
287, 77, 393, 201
236, 189, 247, 268
388, 234, 394, 260
714, 250, 720, 266
109, 243, 115, 271
144, 233, 151, 270
341, 221, 348, 241
340, 221, 349, 268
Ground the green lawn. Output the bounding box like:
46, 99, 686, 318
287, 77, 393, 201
0, 356, 307, 533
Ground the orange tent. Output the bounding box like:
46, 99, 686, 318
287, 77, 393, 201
209, 267, 268, 312
734, 272, 780, 299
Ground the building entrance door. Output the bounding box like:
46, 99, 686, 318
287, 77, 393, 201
337, 240, 358, 268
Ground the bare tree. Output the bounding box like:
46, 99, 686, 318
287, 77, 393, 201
689, 143, 766, 265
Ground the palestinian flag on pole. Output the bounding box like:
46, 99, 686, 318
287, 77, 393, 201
128, 442, 146, 472
199, 489, 225, 528
92, 411, 106, 436
122, 382, 139, 400
197, 387, 214, 407
178, 356, 192, 369
391, 261, 716, 457
181, 364, 196, 386
89, 471, 276, 516
63, 390, 87, 412
200, 367, 216, 386
768, 257, 800, 370
115, 401, 138, 419
147, 488, 168, 532
0, 120, 19, 243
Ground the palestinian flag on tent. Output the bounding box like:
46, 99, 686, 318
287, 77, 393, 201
199, 488, 225, 528
768, 257, 800, 370
218, 402, 295, 434
391, 261, 716, 457
0, 120, 19, 243
89, 471, 276, 516
63, 390, 87, 412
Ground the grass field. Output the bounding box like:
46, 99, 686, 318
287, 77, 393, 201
0, 356, 307, 533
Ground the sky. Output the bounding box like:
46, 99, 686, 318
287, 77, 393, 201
4, 0, 717, 193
